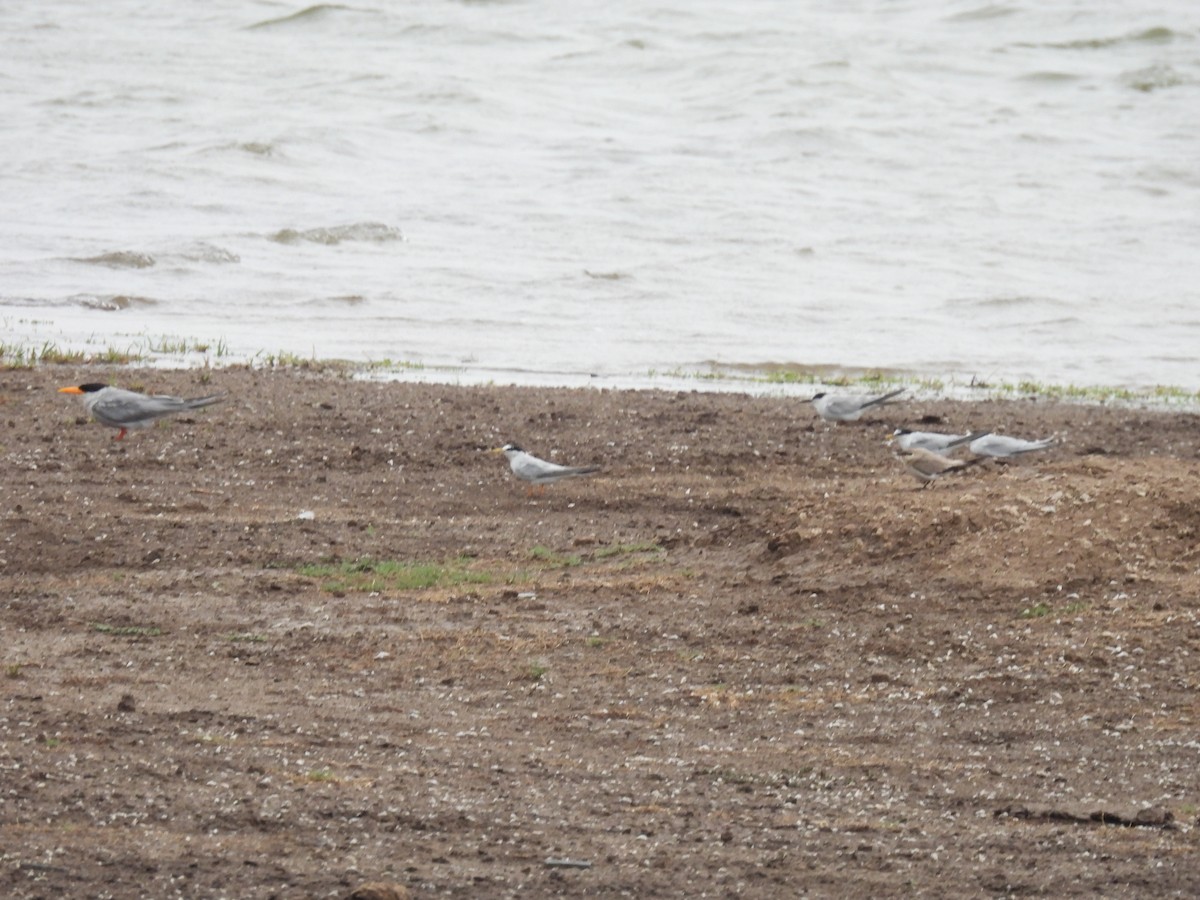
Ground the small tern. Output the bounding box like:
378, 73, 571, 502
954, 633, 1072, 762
58, 383, 226, 440
968, 433, 1056, 458
890, 428, 991, 456
810, 387, 905, 422
492, 443, 600, 491
899, 447, 986, 488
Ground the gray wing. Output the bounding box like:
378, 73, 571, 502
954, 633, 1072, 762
969, 435, 1052, 457
92, 390, 215, 427
513, 454, 599, 483
907, 431, 964, 453
181, 393, 226, 411
861, 387, 906, 409
824, 398, 864, 418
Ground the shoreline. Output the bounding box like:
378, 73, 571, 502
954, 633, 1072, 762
5, 348, 1200, 411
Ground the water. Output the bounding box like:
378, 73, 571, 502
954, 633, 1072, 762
2, 1, 1198, 391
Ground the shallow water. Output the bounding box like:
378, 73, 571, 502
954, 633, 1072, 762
2, 1, 1198, 389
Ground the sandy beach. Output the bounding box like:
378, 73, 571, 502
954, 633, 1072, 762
3, 365, 1199, 898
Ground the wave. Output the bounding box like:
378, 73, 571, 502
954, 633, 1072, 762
267, 222, 405, 246
234, 141, 275, 156
75, 294, 159, 311
1123, 64, 1189, 93
943, 4, 1019, 23
1017, 71, 1081, 84
299, 294, 367, 307
71, 250, 156, 269
584, 270, 633, 281
944, 294, 1074, 311
174, 242, 241, 264
246, 4, 364, 30
1034, 27, 1179, 51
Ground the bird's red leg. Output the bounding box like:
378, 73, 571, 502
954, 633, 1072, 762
114, 428, 127, 441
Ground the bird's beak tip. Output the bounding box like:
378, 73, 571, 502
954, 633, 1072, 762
58, 386, 83, 395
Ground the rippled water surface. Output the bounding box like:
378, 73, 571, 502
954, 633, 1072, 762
2, 1, 1198, 389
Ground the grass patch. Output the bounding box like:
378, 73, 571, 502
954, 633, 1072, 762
990, 379, 1200, 406
360, 357, 426, 371
641, 363, 1200, 408
91, 622, 163, 637
253, 349, 330, 370
1020, 599, 1089, 619
0, 340, 147, 368
528, 545, 582, 567
129, 333, 231, 358
297, 557, 493, 593
594, 540, 662, 560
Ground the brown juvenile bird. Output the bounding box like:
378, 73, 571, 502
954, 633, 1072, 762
899, 446, 986, 489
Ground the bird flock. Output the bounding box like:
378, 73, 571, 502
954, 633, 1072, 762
58, 381, 1056, 491
814, 387, 1056, 488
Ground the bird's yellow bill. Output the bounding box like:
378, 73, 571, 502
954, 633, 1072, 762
489, 447, 506, 454
58, 386, 84, 395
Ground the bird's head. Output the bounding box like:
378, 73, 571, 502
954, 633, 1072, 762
58, 383, 107, 395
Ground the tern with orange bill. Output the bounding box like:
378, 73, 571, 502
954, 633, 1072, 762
58, 383, 226, 440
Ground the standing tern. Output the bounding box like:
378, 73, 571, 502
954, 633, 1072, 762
493, 443, 600, 491
890, 428, 991, 456
899, 447, 986, 488
809, 387, 905, 422
968, 434, 1056, 458
58, 383, 226, 440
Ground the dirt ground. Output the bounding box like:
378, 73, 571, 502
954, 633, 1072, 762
2, 366, 1199, 898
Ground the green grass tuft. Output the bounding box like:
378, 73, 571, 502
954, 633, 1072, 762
528, 545, 583, 567
593, 540, 662, 560
297, 557, 493, 593
91, 623, 163, 637
227, 632, 267, 643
